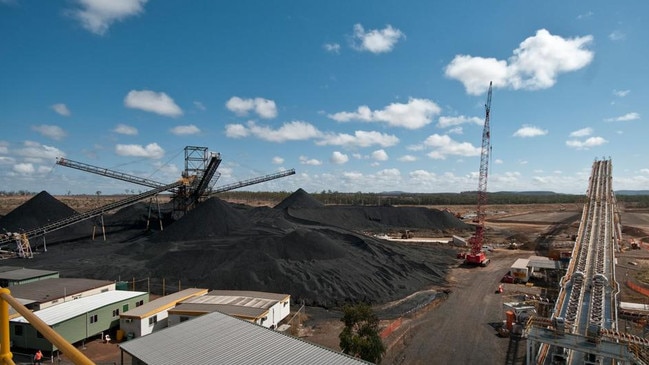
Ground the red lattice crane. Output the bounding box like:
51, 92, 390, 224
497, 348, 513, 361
462, 82, 492, 266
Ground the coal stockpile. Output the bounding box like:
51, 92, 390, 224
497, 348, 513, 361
8, 189, 469, 308
138, 190, 465, 307
0, 191, 93, 244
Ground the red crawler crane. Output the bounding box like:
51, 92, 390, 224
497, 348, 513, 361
460, 82, 492, 266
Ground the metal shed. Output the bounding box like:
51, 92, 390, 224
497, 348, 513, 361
120, 310, 370, 365
0, 267, 59, 287
11, 290, 148, 352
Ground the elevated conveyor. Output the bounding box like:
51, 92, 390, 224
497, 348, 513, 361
0, 180, 186, 246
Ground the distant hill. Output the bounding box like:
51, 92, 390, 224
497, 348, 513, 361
615, 190, 649, 196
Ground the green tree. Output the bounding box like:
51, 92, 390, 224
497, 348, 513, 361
339, 303, 385, 363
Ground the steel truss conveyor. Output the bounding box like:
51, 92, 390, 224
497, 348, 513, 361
525, 159, 649, 365
0, 180, 186, 246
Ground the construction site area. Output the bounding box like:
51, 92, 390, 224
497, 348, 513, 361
0, 87, 648, 364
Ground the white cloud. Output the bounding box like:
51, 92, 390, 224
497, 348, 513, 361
114, 124, 138, 135
51, 103, 71, 116
193, 101, 206, 111
299, 156, 322, 166
605, 112, 640, 122
13, 163, 35, 174
331, 151, 349, 164
513, 125, 548, 137
424, 134, 480, 159
565, 137, 607, 150
448, 127, 463, 134
495, 159, 503, 164
224, 124, 250, 138
115, 143, 164, 159
15, 141, 65, 161
272, 156, 284, 164
328, 98, 441, 129
437, 115, 483, 128
31, 125, 66, 140
124, 90, 183, 117
68, 0, 148, 36
225, 121, 320, 142
577, 11, 594, 20
609, 30, 625, 41
352, 24, 405, 53
170, 124, 201, 135
0, 142, 8, 154
613, 89, 630, 97
569, 127, 592, 137
225, 97, 277, 119
317, 130, 399, 148
323, 43, 341, 53
398, 155, 417, 162
371, 149, 388, 161
445, 29, 594, 95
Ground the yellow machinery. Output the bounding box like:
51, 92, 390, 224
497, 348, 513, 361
0, 288, 94, 365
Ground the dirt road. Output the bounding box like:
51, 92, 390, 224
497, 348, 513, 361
384, 250, 534, 365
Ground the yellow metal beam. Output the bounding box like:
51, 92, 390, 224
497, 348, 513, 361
0, 288, 95, 365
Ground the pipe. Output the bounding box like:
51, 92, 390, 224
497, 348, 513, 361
0, 289, 95, 365
0, 288, 14, 365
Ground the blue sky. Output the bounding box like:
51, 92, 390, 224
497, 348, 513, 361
1, 1, 647, 195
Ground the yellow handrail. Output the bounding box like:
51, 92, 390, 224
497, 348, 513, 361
0, 288, 95, 365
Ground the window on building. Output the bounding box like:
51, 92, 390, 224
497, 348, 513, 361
135, 300, 144, 307
36, 331, 44, 339
180, 316, 189, 323
112, 309, 120, 317
148, 316, 157, 325
89, 314, 98, 324
14, 325, 23, 336
123, 304, 129, 312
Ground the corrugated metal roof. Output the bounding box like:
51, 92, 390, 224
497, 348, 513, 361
0, 268, 58, 280
12, 290, 148, 325
120, 310, 371, 365
169, 303, 267, 319
206, 289, 289, 302
528, 256, 560, 269
120, 288, 208, 319
186, 293, 277, 309
7, 278, 114, 303
511, 258, 529, 270
0, 266, 24, 273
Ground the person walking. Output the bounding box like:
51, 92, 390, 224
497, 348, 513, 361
33, 349, 43, 365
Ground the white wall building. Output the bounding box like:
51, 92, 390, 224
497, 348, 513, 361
168, 290, 290, 329
119, 288, 208, 339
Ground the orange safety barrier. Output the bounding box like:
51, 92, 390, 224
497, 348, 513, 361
626, 278, 649, 297
380, 317, 403, 339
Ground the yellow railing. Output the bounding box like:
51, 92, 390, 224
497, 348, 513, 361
0, 288, 95, 365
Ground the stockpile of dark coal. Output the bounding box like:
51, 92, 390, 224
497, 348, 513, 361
150, 197, 253, 242
274, 188, 325, 209
0, 191, 93, 244
286, 206, 471, 233
135, 189, 463, 307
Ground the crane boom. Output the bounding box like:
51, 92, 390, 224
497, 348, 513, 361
465, 82, 492, 266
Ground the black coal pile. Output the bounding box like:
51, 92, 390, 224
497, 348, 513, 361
11, 189, 470, 308
0, 191, 93, 244
150, 197, 253, 242
136, 189, 466, 307
274, 188, 324, 209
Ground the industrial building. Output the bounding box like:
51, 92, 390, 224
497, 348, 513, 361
11, 290, 148, 352
0, 266, 59, 287
167, 289, 290, 329
120, 310, 370, 365
6, 277, 115, 310
119, 287, 208, 339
